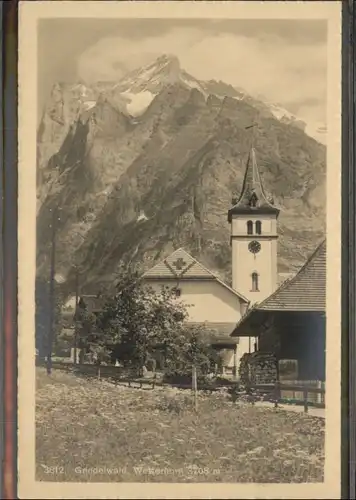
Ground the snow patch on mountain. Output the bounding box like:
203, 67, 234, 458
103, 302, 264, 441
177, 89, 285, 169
121, 90, 156, 117
115, 64, 157, 90
268, 103, 296, 122
113, 54, 180, 94
180, 72, 208, 99
232, 95, 245, 102
82, 100, 97, 111
266, 102, 326, 144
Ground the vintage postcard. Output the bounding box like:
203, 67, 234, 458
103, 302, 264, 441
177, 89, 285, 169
18, 1, 342, 498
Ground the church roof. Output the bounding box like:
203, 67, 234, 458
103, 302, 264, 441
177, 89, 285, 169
228, 148, 280, 220
188, 322, 240, 341
142, 247, 249, 304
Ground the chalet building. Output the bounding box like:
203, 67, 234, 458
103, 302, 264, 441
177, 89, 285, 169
231, 239, 326, 382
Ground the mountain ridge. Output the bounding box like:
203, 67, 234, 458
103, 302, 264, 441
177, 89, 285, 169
36, 54, 326, 297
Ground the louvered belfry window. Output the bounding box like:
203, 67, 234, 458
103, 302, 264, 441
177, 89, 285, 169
247, 220, 253, 235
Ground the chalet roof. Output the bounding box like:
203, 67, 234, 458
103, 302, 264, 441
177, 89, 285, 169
142, 247, 249, 304
228, 148, 280, 220
231, 239, 326, 337
78, 294, 105, 313
277, 272, 295, 287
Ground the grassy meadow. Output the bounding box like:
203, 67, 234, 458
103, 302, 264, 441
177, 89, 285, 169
36, 367, 325, 483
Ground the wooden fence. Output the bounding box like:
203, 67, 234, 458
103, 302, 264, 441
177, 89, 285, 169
278, 379, 325, 405
46, 361, 162, 389
40, 361, 325, 412
245, 381, 325, 413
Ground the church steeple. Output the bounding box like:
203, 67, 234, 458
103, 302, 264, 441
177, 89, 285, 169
228, 148, 279, 221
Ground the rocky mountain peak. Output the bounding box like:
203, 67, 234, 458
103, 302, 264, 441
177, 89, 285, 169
112, 53, 182, 95
155, 53, 181, 70
36, 56, 326, 293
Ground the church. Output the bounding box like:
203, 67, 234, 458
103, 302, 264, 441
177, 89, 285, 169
71, 146, 310, 375
142, 147, 287, 374
67, 145, 325, 379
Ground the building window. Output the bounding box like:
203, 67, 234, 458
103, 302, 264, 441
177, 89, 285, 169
247, 220, 253, 235
173, 288, 181, 298
251, 272, 259, 292
255, 220, 262, 235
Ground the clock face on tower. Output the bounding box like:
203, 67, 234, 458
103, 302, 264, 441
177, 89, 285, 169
248, 240, 261, 254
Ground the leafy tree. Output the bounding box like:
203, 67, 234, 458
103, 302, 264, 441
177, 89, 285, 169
78, 268, 217, 378
162, 323, 220, 383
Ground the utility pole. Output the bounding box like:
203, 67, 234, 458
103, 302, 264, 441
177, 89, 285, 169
73, 266, 79, 365
46, 207, 58, 375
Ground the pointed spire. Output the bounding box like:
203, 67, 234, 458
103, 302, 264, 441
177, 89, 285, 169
228, 147, 279, 221
237, 147, 268, 205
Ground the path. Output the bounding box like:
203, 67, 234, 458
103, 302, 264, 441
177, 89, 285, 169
252, 400, 325, 418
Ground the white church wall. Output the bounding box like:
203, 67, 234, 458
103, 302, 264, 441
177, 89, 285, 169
144, 278, 243, 323
231, 214, 277, 236
231, 237, 278, 303
143, 278, 253, 376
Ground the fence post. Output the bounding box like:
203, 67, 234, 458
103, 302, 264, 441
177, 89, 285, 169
274, 380, 280, 408
303, 388, 308, 413
246, 383, 255, 405
317, 380, 322, 404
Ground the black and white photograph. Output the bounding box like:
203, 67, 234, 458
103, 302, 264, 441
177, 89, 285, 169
18, 1, 342, 498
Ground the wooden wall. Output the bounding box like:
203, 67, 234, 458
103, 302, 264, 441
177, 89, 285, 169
257, 311, 326, 381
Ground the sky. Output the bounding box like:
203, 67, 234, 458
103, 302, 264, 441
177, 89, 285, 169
38, 18, 327, 125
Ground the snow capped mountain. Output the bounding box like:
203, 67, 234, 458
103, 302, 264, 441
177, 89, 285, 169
105, 54, 325, 144
37, 53, 326, 289
114, 54, 181, 92
110, 54, 208, 116
42, 54, 326, 145
265, 102, 327, 145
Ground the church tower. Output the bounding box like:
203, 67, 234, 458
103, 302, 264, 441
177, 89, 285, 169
228, 148, 279, 304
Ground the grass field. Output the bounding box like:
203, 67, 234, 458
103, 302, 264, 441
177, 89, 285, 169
36, 367, 325, 483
